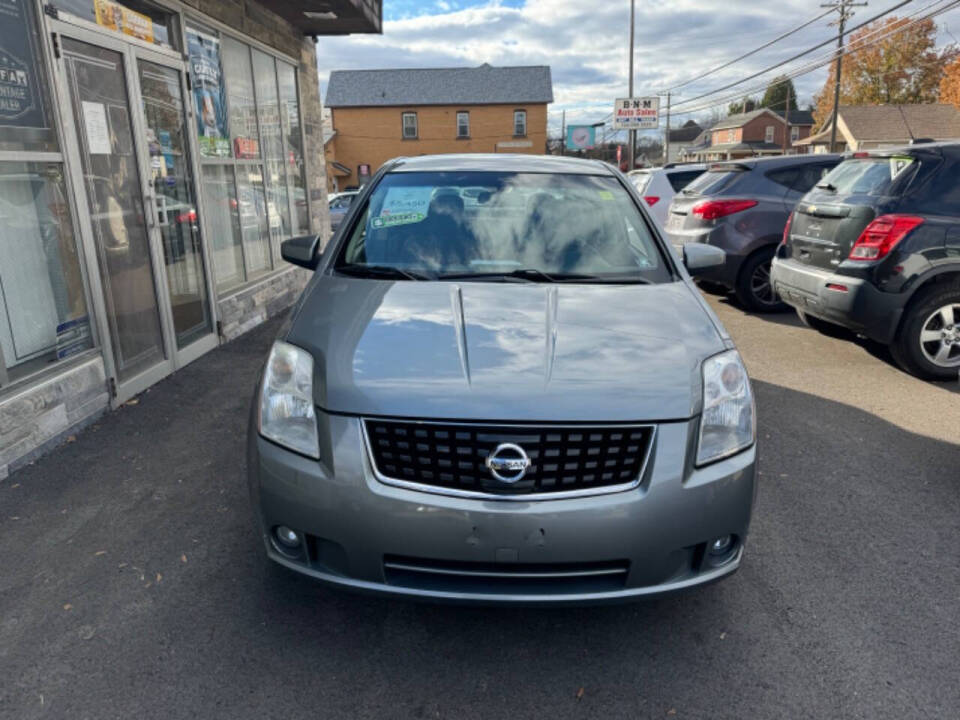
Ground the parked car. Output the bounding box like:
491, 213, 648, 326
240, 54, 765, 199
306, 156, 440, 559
329, 190, 359, 231
249, 154, 757, 605
628, 163, 706, 228
772, 142, 960, 380
665, 154, 841, 311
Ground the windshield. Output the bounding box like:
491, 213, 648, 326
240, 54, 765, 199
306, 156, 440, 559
335, 171, 671, 283
818, 156, 916, 196
682, 168, 745, 196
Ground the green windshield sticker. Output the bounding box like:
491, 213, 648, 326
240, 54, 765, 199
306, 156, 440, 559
372, 212, 425, 229
597, 190, 614, 200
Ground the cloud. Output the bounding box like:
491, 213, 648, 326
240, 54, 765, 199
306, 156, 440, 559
315, 0, 950, 134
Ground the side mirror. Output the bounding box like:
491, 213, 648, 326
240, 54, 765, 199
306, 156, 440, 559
281, 235, 321, 270
683, 243, 726, 276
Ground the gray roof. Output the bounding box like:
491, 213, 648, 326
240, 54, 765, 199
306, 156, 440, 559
668, 120, 703, 143
839, 104, 960, 141
774, 109, 815, 126
325, 64, 554, 108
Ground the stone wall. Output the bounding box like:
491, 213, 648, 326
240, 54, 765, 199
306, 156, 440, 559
0, 358, 109, 480
217, 266, 313, 342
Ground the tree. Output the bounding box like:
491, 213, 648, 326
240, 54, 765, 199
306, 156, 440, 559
939, 56, 960, 107
813, 16, 957, 128
728, 97, 759, 115
761, 76, 799, 113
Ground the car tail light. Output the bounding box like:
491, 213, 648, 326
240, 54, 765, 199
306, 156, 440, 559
176, 209, 197, 223
644, 196, 660, 206
849, 215, 924, 261
691, 199, 758, 221
781, 211, 794, 246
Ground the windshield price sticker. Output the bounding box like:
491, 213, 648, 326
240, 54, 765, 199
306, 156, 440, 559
373, 212, 425, 228
375, 186, 433, 227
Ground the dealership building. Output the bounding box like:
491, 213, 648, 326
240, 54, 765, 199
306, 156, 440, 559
0, 0, 381, 479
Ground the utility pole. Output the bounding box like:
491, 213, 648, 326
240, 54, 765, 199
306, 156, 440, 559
782, 82, 791, 155
627, 0, 635, 170
822, 0, 867, 153
560, 109, 566, 156
660, 91, 673, 165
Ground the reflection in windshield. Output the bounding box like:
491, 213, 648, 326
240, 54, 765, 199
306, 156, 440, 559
336, 171, 670, 283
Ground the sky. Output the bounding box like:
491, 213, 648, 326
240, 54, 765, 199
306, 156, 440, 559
314, 0, 960, 139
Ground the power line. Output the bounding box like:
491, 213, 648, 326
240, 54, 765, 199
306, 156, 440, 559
668, 0, 913, 109
666, 8, 836, 92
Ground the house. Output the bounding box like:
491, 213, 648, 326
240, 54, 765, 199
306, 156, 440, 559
677, 126, 713, 161
775, 109, 816, 148
684, 108, 815, 162
795, 104, 960, 153
324, 64, 554, 191
665, 120, 703, 163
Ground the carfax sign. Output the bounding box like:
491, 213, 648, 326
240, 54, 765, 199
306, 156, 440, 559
613, 97, 659, 130
0, 0, 46, 129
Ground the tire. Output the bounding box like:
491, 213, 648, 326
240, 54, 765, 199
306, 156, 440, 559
734, 248, 788, 313
890, 283, 960, 380
796, 309, 849, 338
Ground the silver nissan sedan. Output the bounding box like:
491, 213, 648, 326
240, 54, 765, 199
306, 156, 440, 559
247, 154, 757, 605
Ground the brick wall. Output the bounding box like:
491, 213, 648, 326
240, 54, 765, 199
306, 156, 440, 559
328, 103, 549, 190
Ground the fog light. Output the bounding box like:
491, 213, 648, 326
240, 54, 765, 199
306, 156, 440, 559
710, 535, 733, 556
274, 525, 301, 548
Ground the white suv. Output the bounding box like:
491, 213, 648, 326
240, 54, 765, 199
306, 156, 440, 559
628, 164, 706, 228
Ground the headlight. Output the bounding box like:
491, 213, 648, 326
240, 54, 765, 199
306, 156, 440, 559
697, 350, 754, 466
258, 341, 319, 459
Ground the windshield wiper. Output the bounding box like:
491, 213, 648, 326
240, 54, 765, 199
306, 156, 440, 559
439, 269, 651, 284
336, 264, 433, 281
816, 182, 838, 192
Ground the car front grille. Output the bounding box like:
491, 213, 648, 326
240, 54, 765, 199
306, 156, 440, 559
383, 555, 630, 595
363, 419, 655, 498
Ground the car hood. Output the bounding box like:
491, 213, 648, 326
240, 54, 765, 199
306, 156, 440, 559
285, 278, 727, 422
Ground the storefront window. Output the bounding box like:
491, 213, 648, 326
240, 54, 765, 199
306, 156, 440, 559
0, 163, 93, 386
186, 21, 309, 292
51, 0, 180, 50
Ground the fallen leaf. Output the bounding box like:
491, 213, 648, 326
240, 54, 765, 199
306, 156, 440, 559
9, 516, 19, 521
67, 435, 77, 443
78, 625, 95, 641
181, 554, 187, 563
125, 398, 139, 406
94, 550, 107, 556
143, 581, 152, 588
156, 572, 162, 583
667, 710, 677, 717
576, 687, 584, 701
720, 632, 726, 640
118, 562, 127, 568
63, 603, 73, 611
11, 483, 19, 489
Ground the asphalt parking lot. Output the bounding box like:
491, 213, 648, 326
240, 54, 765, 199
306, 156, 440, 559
1, 294, 958, 720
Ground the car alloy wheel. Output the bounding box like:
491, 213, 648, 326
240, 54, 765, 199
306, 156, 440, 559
750, 261, 777, 306
918, 302, 960, 368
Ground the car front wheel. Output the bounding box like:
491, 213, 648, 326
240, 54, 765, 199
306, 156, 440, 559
735, 248, 788, 313
891, 284, 960, 380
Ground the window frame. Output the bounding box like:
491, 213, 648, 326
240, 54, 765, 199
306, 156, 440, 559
790, 125, 800, 142
402, 112, 418, 140
513, 109, 527, 137
456, 110, 470, 139
765, 125, 775, 144
182, 16, 311, 295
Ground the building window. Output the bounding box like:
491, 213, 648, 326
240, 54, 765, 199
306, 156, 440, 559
402, 112, 418, 139
50, 0, 181, 51
514, 110, 527, 137
186, 22, 308, 293
457, 111, 470, 138
1, 2, 94, 388
791, 126, 800, 142
765, 125, 775, 144
727, 129, 735, 142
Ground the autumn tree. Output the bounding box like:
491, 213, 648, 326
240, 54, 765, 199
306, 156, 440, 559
761, 76, 799, 113
939, 56, 960, 107
812, 16, 957, 128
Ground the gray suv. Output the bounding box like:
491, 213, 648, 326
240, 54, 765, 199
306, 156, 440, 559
666, 154, 840, 311
248, 154, 757, 604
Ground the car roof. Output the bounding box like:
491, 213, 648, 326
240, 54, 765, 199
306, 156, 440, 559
861, 141, 960, 157
707, 154, 842, 171
387, 153, 616, 176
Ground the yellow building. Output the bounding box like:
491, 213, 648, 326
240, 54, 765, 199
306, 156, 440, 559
324, 64, 554, 191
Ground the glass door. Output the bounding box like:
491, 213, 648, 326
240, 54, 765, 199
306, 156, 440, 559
133, 55, 216, 356
52, 22, 218, 404
60, 36, 170, 393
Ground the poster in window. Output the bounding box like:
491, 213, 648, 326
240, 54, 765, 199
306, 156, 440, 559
186, 27, 230, 158
0, 0, 47, 129
93, 0, 155, 44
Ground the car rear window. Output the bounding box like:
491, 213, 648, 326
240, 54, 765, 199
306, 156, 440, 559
682, 168, 745, 195
819, 156, 916, 196
667, 170, 704, 192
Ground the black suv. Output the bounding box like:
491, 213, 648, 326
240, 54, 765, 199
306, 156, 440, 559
666, 154, 841, 311
772, 143, 960, 380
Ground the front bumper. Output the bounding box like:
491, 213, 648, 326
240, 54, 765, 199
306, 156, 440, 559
770, 257, 904, 343
247, 415, 757, 606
